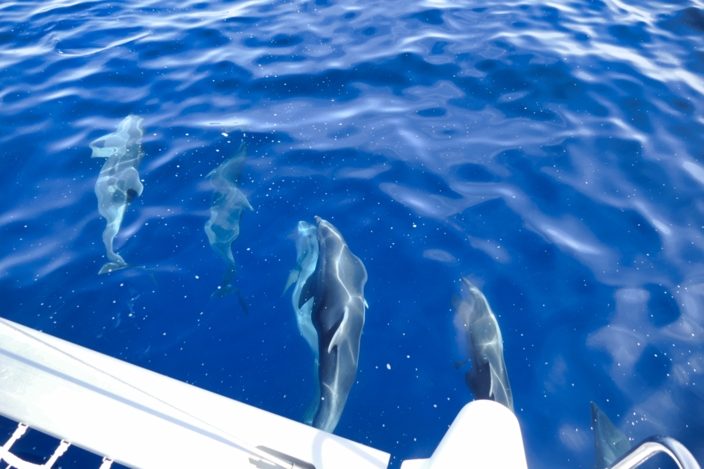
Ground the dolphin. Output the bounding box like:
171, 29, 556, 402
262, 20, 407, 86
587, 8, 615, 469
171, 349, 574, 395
286, 220, 320, 355
91, 115, 144, 275
453, 278, 513, 411
591, 402, 631, 469
204, 145, 253, 297
285, 220, 321, 422
298, 216, 368, 433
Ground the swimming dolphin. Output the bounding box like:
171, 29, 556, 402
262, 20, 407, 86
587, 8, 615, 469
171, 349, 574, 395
286, 220, 320, 355
591, 402, 631, 468
91, 115, 144, 274
284, 220, 321, 422
204, 145, 253, 296
298, 216, 368, 433
453, 278, 513, 410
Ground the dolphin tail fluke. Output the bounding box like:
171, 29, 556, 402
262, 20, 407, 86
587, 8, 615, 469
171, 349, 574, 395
591, 402, 632, 469
212, 276, 235, 299
211, 267, 250, 315
234, 287, 250, 315
99, 261, 129, 275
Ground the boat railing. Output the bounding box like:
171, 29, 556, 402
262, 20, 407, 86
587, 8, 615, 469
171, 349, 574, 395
610, 436, 701, 469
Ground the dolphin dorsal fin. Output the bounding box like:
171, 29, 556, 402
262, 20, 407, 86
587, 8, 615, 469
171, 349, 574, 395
591, 402, 631, 469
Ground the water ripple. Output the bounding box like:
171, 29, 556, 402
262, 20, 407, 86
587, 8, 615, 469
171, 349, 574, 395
1, 0, 703, 466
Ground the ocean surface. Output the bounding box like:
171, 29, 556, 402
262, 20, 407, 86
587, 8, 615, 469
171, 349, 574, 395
1, 0, 703, 467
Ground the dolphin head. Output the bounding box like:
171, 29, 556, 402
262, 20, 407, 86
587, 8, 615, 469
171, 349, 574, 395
295, 221, 318, 265
314, 216, 368, 287
90, 115, 144, 159
453, 278, 513, 410
117, 115, 144, 140
314, 216, 342, 253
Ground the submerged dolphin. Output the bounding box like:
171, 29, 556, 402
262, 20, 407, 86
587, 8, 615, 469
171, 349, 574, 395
204, 145, 253, 296
91, 115, 144, 274
591, 402, 631, 469
285, 220, 321, 422
453, 278, 513, 410
298, 216, 368, 433
286, 220, 320, 355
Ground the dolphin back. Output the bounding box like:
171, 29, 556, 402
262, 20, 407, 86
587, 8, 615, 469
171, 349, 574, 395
591, 402, 632, 469
204, 145, 253, 300
454, 278, 514, 411
310, 217, 367, 433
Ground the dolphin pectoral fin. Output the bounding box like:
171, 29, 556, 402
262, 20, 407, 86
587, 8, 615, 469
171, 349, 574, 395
327, 312, 352, 354
90, 136, 118, 158
91, 146, 116, 158
243, 194, 254, 212
283, 269, 299, 294
99, 261, 128, 275
327, 328, 343, 354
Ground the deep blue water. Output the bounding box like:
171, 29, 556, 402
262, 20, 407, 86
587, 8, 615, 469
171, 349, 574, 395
1, 0, 703, 467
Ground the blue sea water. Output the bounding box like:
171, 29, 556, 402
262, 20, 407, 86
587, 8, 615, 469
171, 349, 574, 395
1, 0, 703, 467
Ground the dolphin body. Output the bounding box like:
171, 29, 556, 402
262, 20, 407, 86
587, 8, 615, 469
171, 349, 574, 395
453, 278, 513, 411
590, 402, 631, 469
285, 220, 321, 422
298, 216, 368, 433
91, 115, 144, 275
287, 220, 320, 355
204, 146, 253, 296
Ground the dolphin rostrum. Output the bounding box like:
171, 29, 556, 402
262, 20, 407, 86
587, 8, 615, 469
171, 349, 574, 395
298, 216, 368, 433
91, 115, 144, 275
453, 278, 514, 410
590, 402, 631, 469
204, 145, 253, 297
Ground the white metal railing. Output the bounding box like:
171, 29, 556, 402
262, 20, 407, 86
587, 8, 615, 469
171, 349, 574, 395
0, 317, 389, 469
0, 422, 76, 469
610, 436, 700, 469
